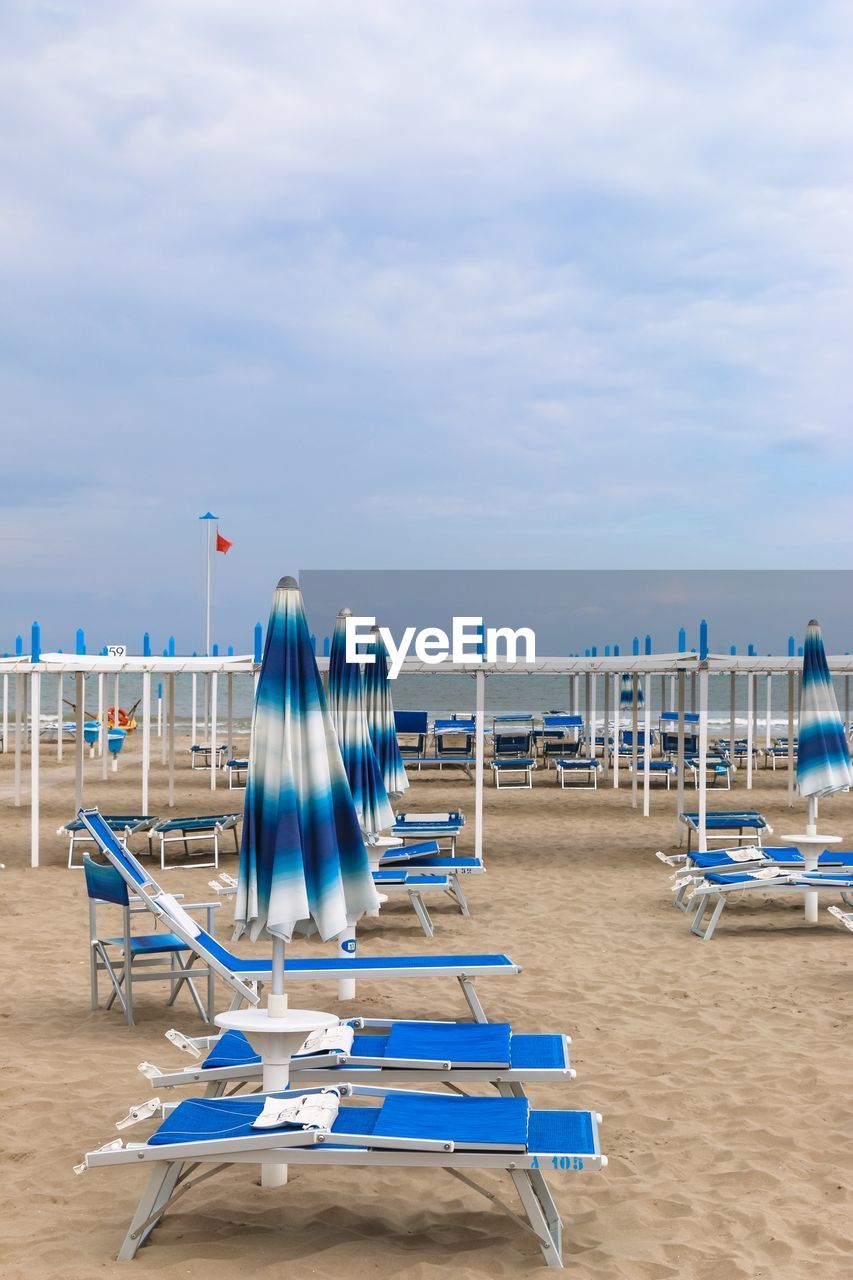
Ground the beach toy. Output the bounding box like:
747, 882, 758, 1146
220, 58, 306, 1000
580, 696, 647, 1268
106, 706, 137, 733
107, 727, 126, 772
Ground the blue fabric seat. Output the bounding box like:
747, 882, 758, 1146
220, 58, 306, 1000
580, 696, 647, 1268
104, 932, 189, 956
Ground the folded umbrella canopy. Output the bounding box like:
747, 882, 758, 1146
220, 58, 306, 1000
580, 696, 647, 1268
328, 608, 395, 835
797, 619, 853, 803
235, 578, 380, 953
362, 625, 410, 798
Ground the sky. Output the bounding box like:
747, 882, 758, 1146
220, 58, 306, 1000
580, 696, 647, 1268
2, 2, 852, 653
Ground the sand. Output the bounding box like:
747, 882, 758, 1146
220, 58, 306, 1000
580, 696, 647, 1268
0, 738, 851, 1279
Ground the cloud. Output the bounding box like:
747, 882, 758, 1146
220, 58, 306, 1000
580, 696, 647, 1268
1, 1, 852, 643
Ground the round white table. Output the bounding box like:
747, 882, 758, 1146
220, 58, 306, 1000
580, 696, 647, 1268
779, 832, 842, 923
215, 1005, 338, 1187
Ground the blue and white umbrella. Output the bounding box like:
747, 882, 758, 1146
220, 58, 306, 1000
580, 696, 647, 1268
362, 625, 409, 798
235, 578, 380, 1000
619, 673, 644, 706
328, 608, 395, 836
797, 619, 853, 808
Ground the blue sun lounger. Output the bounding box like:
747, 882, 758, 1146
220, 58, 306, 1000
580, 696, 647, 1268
686, 869, 853, 940
77, 1084, 606, 1268
371, 869, 455, 939
679, 810, 771, 854
553, 758, 601, 790
188, 744, 231, 769
149, 813, 241, 871
59, 814, 158, 870
658, 844, 853, 911
141, 1017, 575, 1095
225, 758, 248, 789
79, 809, 520, 1021
390, 810, 465, 854
626, 760, 677, 788
379, 839, 483, 917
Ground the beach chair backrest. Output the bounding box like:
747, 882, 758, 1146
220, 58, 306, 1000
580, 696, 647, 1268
78, 807, 260, 1006
83, 855, 129, 907
394, 710, 428, 735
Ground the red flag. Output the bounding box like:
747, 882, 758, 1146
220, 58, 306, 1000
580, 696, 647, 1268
216, 532, 233, 554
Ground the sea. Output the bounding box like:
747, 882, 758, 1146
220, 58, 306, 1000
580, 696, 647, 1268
7, 670, 850, 737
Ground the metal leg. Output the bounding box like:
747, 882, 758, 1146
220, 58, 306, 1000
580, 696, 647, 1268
408, 890, 434, 939
447, 876, 470, 917
116, 1161, 181, 1260
458, 976, 488, 1023
510, 1169, 563, 1268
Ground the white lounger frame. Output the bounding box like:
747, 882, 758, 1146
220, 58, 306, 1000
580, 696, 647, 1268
151, 814, 241, 872
80, 1083, 605, 1269
80, 808, 520, 1022
688, 876, 853, 941
141, 1018, 575, 1094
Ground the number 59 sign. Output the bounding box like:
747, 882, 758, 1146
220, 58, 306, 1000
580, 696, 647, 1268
107, 645, 127, 659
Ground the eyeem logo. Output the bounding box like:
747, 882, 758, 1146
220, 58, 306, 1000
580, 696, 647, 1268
345, 616, 536, 679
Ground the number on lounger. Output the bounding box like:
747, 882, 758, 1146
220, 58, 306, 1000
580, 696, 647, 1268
531, 1156, 585, 1171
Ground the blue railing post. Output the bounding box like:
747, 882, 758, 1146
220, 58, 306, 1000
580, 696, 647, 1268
76, 628, 86, 656
678, 627, 686, 653
168, 635, 176, 657
143, 632, 151, 658
699, 619, 708, 661
644, 634, 652, 656
254, 623, 263, 664
31, 622, 41, 663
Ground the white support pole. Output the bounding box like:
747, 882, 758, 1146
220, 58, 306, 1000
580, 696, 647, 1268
74, 672, 84, 811
765, 674, 772, 750
746, 672, 754, 790
630, 673, 639, 809
160, 683, 168, 766
675, 671, 686, 845
612, 673, 620, 789
56, 673, 63, 762
589, 673, 597, 764
98, 674, 105, 757
191, 672, 198, 746
30, 670, 41, 868
227, 673, 234, 757
572, 675, 580, 717
2, 673, 7, 754
787, 672, 795, 807
642, 672, 652, 817
13, 674, 22, 806
101, 677, 110, 780
804, 794, 819, 924
697, 667, 709, 853
602, 671, 610, 779
141, 671, 151, 814
474, 669, 485, 859
728, 673, 736, 773
167, 674, 176, 808
209, 672, 218, 791
583, 674, 591, 757
157, 687, 163, 738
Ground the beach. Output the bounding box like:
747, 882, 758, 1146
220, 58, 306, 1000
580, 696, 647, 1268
1, 740, 851, 1280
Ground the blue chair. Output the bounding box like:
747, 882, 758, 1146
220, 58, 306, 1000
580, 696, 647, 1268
394, 710, 429, 761
83, 855, 217, 1026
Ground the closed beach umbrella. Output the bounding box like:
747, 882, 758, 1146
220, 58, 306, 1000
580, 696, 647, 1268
619, 673, 644, 706
362, 625, 410, 798
797, 619, 853, 807
328, 608, 395, 835
235, 578, 379, 1003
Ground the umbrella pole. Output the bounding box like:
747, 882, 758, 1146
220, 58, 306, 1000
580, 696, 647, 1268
804, 795, 819, 924
337, 927, 356, 1001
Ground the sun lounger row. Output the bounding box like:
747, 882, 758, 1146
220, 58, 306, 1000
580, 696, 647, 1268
76, 807, 607, 1269
61, 812, 242, 870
